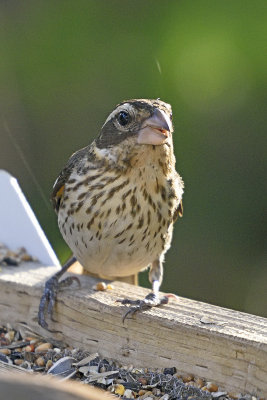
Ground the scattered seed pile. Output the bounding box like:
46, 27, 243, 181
0, 243, 37, 266
0, 325, 262, 400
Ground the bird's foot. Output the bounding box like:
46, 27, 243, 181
117, 292, 171, 323
38, 274, 80, 331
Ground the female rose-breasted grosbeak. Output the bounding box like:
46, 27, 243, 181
38, 99, 184, 329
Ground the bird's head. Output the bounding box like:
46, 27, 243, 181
95, 99, 173, 149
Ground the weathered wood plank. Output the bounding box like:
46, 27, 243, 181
0, 372, 114, 400
0, 360, 32, 374
0, 262, 266, 397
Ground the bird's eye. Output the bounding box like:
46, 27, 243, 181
118, 111, 130, 126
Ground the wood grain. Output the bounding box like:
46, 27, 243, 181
0, 262, 266, 397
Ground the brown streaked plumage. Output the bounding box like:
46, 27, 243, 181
38, 99, 184, 329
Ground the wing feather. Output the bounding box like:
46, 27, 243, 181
51, 145, 92, 213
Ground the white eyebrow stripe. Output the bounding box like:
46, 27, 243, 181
102, 103, 135, 127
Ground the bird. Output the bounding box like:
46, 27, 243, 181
38, 98, 184, 330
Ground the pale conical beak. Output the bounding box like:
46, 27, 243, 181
137, 108, 172, 145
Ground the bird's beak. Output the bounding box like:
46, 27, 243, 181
137, 108, 172, 145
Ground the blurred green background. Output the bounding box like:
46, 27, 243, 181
0, 1, 266, 317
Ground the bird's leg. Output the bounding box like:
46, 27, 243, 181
38, 255, 80, 331
118, 259, 170, 322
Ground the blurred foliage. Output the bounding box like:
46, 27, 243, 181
0, 0, 266, 316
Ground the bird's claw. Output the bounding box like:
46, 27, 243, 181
117, 293, 169, 323
38, 275, 80, 331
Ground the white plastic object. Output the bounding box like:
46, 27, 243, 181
0, 170, 60, 266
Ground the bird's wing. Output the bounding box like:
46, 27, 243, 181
51, 145, 91, 213
173, 200, 183, 223
172, 172, 184, 223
